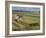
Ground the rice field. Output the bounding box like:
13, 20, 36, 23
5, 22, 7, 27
12, 12, 40, 31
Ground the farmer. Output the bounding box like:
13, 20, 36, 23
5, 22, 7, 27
15, 14, 23, 22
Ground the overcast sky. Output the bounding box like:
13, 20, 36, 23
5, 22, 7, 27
12, 7, 40, 12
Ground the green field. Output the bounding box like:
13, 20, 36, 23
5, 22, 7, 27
12, 12, 40, 31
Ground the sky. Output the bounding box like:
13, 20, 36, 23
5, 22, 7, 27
12, 7, 40, 12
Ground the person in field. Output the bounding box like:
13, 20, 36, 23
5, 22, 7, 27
15, 14, 23, 22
